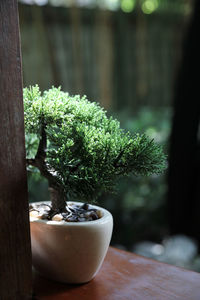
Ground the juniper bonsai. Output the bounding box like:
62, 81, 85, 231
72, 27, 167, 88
24, 85, 166, 219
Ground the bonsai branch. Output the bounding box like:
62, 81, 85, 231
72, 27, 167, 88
113, 142, 132, 168
35, 117, 47, 161
113, 149, 125, 167
26, 120, 67, 212
26, 120, 59, 188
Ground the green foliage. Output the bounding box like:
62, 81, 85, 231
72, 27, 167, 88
24, 85, 166, 202
19, 0, 192, 15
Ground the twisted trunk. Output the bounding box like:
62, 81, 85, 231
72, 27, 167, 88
27, 119, 67, 213
49, 187, 67, 213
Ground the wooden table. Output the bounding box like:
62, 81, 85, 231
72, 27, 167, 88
33, 247, 200, 300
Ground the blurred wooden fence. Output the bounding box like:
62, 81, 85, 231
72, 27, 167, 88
19, 4, 188, 111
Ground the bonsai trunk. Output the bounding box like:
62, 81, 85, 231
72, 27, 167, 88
49, 187, 67, 213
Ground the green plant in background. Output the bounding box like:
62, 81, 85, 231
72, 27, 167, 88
24, 85, 166, 216
19, 0, 192, 15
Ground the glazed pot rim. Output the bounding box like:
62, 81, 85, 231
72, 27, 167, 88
29, 201, 112, 226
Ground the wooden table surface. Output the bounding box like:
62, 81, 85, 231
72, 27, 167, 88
33, 247, 200, 300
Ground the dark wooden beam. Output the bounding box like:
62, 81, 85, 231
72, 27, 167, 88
0, 1, 32, 298
168, 0, 200, 242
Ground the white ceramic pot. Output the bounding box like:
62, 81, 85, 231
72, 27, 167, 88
30, 201, 113, 284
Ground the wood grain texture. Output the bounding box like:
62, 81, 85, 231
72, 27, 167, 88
34, 247, 200, 300
0, 0, 32, 299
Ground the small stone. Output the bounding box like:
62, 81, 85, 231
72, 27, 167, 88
40, 204, 51, 211
66, 215, 78, 222
61, 212, 69, 219
41, 213, 49, 220
84, 212, 92, 218
52, 214, 63, 221
97, 210, 103, 218
81, 203, 89, 210
37, 214, 44, 219
30, 210, 39, 218
78, 217, 86, 222
90, 212, 98, 220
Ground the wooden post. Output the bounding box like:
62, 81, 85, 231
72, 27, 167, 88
168, 0, 200, 242
0, 1, 32, 299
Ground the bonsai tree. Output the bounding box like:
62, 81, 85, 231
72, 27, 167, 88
24, 85, 166, 219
